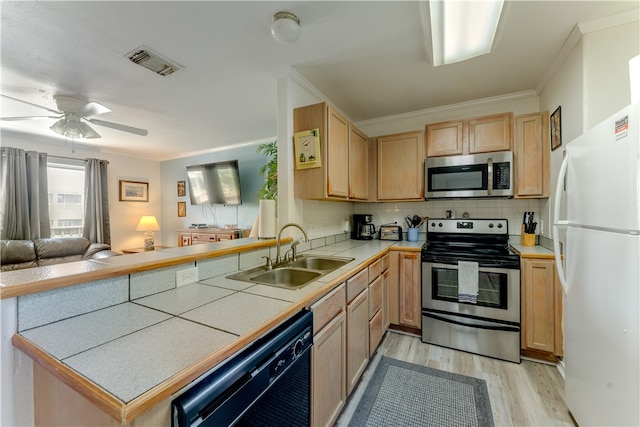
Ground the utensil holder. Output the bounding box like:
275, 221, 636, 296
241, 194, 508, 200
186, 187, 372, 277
407, 228, 419, 242
520, 225, 536, 246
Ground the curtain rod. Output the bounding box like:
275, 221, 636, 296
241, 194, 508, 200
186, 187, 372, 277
48, 154, 109, 164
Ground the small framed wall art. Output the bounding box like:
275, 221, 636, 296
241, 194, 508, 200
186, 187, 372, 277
550, 106, 562, 151
119, 180, 149, 202
177, 201, 186, 217
294, 128, 321, 170
177, 180, 186, 197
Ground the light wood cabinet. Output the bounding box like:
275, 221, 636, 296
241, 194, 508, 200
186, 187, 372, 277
388, 251, 421, 330
514, 112, 550, 198
349, 125, 369, 200
311, 283, 347, 427
327, 107, 349, 198
398, 251, 422, 328
468, 113, 512, 153
521, 258, 563, 360
376, 130, 425, 201
293, 102, 368, 201
346, 286, 369, 395
425, 120, 464, 157
426, 112, 512, 157
177, 229, 244, 246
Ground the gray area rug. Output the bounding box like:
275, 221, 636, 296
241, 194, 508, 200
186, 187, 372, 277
349, 356, 495, 427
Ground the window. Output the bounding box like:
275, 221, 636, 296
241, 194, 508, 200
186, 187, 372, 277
47, 159, 85, 238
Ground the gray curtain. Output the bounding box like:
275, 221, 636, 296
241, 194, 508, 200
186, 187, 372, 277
0, 147, 51, 240
83, 158, 111, 244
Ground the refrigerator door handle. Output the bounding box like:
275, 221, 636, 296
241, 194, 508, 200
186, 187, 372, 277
553, 154, 569, 293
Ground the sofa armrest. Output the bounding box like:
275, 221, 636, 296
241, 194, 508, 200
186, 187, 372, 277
1, 240, 38, 271
85, 243, 119, 259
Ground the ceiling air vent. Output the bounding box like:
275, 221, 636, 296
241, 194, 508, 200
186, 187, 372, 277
126, 46, 182, 77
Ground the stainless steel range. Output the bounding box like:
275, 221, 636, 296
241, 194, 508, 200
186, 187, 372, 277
421, 218, 521, 363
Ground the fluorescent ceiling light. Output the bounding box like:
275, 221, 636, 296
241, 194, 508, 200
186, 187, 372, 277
430, 0, 504, 66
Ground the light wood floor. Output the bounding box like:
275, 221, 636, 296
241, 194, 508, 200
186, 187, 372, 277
337, 331, 576, 427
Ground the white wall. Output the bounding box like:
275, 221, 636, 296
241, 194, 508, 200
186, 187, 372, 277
0, 131, 161, 252
540, 17, 639, 242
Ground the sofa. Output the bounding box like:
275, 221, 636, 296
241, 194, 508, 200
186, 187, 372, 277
1, 237, 120, 271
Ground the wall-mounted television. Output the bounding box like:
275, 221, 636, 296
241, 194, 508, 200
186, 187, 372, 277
186, 160, 242, 205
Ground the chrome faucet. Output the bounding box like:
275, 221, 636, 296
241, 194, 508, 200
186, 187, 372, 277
275, 223, 309, 264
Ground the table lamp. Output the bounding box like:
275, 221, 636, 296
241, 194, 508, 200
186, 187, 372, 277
136, 215, 160, 250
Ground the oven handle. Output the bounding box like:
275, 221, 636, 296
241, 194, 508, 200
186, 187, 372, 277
424, 311, 519, 332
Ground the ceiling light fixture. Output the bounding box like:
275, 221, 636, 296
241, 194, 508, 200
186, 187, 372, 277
50, 116, 100, 139
271, 11, 301, 44
430, 0, 504, 66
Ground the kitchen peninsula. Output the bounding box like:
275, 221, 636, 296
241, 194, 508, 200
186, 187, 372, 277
2, 233, 418, 425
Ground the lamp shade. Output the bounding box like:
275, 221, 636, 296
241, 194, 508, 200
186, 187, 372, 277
136, 215, 160, 231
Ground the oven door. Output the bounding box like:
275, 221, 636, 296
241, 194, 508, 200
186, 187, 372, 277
421, 261, 520, 324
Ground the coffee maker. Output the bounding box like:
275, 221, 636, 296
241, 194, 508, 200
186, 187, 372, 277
352, 214, 376, 240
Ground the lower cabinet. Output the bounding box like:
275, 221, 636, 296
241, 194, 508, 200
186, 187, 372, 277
311, 253, 391, 425
346, 279, 369, 395
311, 283, 347, 427
521, 257, 563, 360
389, 250, 422, 329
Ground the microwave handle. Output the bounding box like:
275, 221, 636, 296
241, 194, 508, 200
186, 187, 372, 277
487, 157, 493, 195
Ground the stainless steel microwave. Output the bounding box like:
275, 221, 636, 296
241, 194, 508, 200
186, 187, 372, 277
425, 151, 513, 199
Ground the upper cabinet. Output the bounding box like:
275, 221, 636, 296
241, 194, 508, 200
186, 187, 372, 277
514, 112, 550, 198
294, 102, 368, 201
426, 112, 512, 157
376, 130, 425, 201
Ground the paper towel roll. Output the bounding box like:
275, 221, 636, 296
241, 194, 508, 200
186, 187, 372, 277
258, 199, 276, 239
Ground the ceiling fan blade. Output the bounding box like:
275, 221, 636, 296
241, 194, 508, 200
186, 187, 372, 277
1, 115, 62, 121
1, 94, 62, 115
75, 101, 111, 118
87, 118, 148, 136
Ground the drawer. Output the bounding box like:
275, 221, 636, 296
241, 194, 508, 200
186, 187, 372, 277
369, 308, 384, 356
347, 268, 368, 302
381, 253, 390, 272
311, 282, 346, 335
368, 258, 382, 282
190, 233, 217, 244
368, 275, 382, 319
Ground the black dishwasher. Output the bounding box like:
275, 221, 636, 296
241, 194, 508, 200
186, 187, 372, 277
172, 310, 313, 427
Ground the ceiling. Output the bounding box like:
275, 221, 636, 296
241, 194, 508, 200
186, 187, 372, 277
1, 1, 638, 161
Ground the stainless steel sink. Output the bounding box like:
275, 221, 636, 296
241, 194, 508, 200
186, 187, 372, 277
226, 255, 354, 290
288, 256, 352, 271
250, 268, 321, 288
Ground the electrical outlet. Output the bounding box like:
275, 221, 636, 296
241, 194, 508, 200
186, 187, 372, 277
176, 267, 199, 287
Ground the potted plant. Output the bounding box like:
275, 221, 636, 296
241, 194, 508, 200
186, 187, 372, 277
257, 141, 277, 200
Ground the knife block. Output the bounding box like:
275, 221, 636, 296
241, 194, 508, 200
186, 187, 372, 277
520, 225, 536, 246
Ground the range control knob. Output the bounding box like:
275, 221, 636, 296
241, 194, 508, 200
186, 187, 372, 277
438, 222, 443, 227
431, 222, 436, 227
497, 223, 503, 228
488, 223, 494, 228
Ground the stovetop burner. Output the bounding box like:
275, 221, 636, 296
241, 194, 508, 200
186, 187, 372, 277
422, 218, 520, 269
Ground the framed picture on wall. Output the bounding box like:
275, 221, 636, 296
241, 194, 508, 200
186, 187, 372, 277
177, 201, 186, 217
119, 180, 149, 202
177, 180, 186, 197
551, 106, 562, 151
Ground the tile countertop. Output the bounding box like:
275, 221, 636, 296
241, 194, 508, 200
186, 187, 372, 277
509, 237, 556, 259
14, 237, 411, 423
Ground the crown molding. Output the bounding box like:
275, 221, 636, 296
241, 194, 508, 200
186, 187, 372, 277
355, 90, 538, 128
536, 9, 639, 96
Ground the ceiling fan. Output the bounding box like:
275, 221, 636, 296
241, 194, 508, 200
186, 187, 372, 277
0, 94, 148, 139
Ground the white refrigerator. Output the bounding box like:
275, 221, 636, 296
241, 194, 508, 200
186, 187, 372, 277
553, 102, 640, 426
